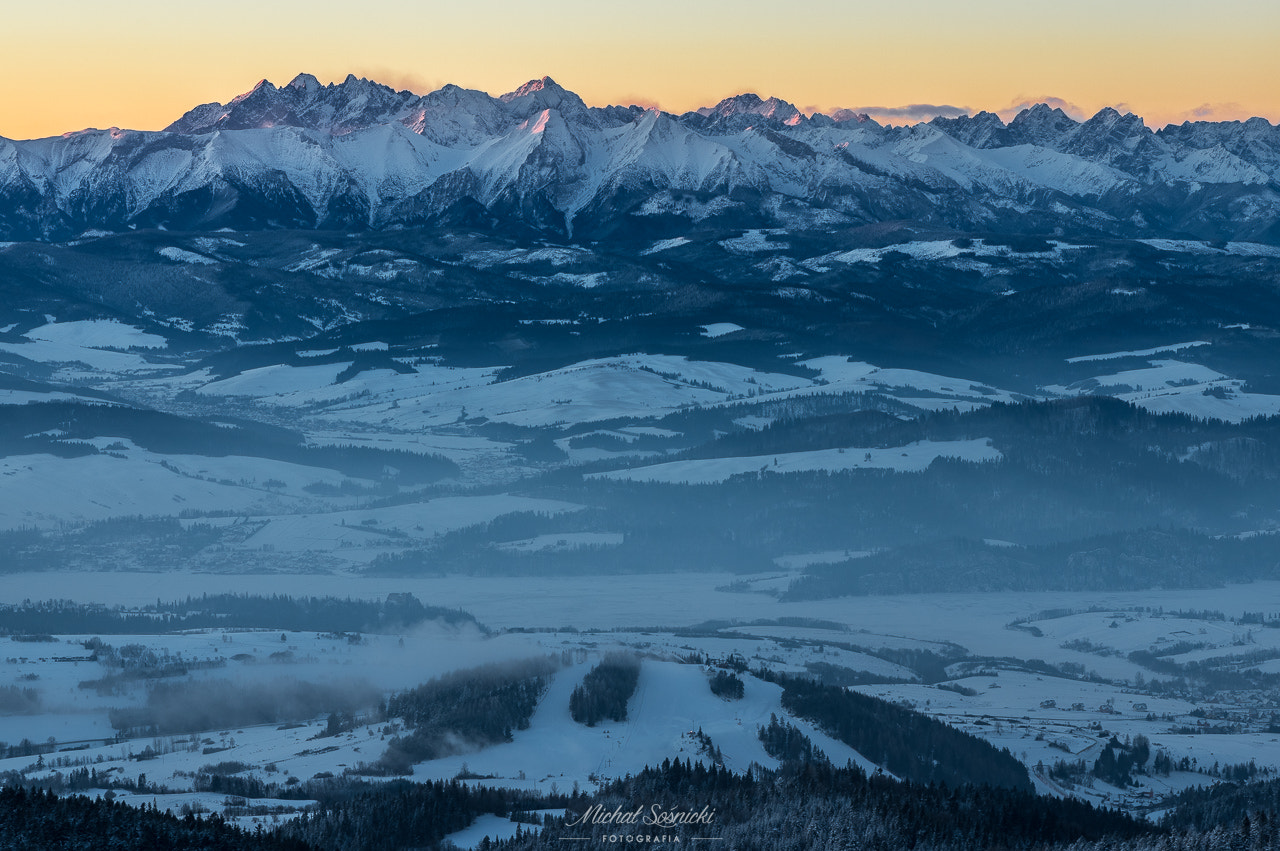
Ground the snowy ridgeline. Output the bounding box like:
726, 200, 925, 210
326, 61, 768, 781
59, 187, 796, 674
5, 73, 1280, 243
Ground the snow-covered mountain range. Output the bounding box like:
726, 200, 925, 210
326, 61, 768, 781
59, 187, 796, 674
2, 74, 1278, 241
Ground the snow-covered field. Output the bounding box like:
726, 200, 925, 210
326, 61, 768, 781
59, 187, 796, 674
1139, 240, 1280, 258
0, 452, 348, 530
222, 494, 581, 555
0, 387, 112, 406
1121, 385, 1280, 422
0, 335, 170, 380
444, 814, 542, 848
803, 239, 1086, 268
700, 323, 743, 338
793, 357, 1027, 408
193, 353, 814, 428
1048, 349, 1280, 423
4, 575, 1280, 823
22, 320, 168, 351
115, 347, 1043, 452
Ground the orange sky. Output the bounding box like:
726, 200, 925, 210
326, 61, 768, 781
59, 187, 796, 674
2, 0, 1277, 139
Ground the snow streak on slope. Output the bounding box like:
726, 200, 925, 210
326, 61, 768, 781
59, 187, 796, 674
1066, 341, 1211, 362
805, 239, 1086, 267
590, 439, 1001, 484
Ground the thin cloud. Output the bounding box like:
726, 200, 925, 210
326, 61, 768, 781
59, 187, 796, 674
835, 103, 971, 125
1177, 102, 1250, 123
998, 96, 1086, 122
1148, 103, 1277, 129
347, 68, 443, 95
612, 95, 663, 111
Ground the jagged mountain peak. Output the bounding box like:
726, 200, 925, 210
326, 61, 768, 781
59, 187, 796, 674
1006, 103, 1080, 146
697, 92, 763, 116
1018, 103, 1069, 118
823, 108, 878, 126
339, 73, 392, 91
287, 73, 322, 93
401, 84, 508, 147
226, 79, 277, 106
1072, 106, 1153, 144
1011, 103, 1072, 123
687, 92, 804, 133
1054, 105, 1160, 170
758, 96, 802, 119
165, 73, 421, 135
498, 76, 594, 127
163, 102, 227, 135
699, 92, 801, 122
1162, 115, 1278, 137
930, 111, 1010, 148
1083, 106, 1148, 130
501, 76, 562, 101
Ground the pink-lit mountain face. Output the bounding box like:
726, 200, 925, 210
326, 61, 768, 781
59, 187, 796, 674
0, 74, 1278, 242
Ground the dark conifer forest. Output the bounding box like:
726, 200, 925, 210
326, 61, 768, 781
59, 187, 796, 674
569, 654, 641, 726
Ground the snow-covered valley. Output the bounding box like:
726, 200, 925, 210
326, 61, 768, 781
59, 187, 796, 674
5, 575, 1280, 840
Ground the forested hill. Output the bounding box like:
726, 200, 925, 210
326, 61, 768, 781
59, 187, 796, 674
0, 787, 310, 851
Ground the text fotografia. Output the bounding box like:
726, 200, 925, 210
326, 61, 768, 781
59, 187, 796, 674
563, 803, 718, 844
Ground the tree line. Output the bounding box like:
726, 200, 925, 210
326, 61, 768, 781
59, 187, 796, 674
0, 593, 478, 635
365, 657, 563, 775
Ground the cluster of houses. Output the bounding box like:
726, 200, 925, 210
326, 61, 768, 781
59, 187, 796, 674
1037, 699, 1148, 713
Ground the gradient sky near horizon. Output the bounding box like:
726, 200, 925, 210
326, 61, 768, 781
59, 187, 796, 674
2, 0, 1278, 139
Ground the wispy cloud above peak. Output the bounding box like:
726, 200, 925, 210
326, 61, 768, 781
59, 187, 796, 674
1175, 102, 1252, 123
347, 68, 442, 96
998, 96, 1085, 122
831, 103, 971, 125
